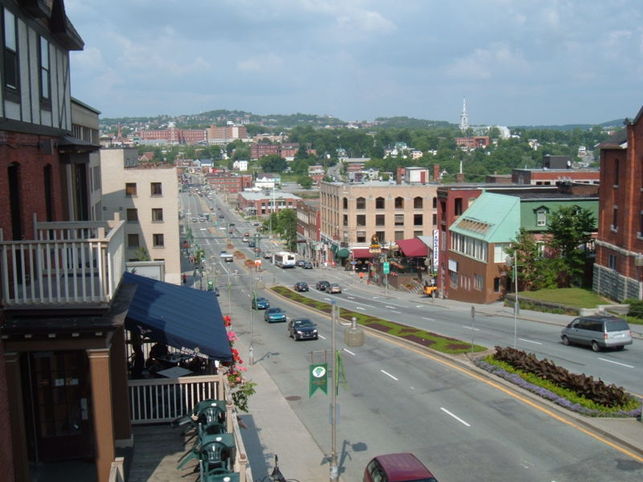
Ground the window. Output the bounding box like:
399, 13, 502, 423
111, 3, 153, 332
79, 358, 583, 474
394, 230, 404, 240
450, 272, 458, 289
152, 208, 164, 222
151, 182, 162, 195
413, 230, 423, 238
376, 197, 385, 209
395, 197, 404, 209
433, 197, 437, 209
125, 183, 137, 196
128, 234, 139, 248
494, 244, 509, 263
493, 277, 501, 292
394, 214, 404, 226
356, 231, 366, 243
639, 211, 643, 237
39, 36, 50, 104
536, 209, 547, 227
413, 214, 423, 226
613, 159, 620, 187
126, 209, 138, 221
3, 8, 18, 95
342, 197, 348, 209
414, 196, 423, 209
611, 206, 618, 231
432, 213, 437, 226
153, 233, 164, 248
474, 274, 484, 291
608, 254, 617, 270
356, 197, 365, 209
356, 214, 366, 226
455, 198, 463, 215
375, 231, 385, 242
343, 214, 348, 226
375, 214, 385, 226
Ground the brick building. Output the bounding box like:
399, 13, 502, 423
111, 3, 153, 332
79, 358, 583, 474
205, 172, 253, 193
296, 200, 321, 260
205, 125, 248, 145
455, 136, 491, 149
512, 168, 600, 185
237, 191, 301, 216
137, 125, 207, 145
594, 107, 643, 301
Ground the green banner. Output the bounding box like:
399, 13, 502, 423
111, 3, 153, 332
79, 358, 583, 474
309, 363, 328, 397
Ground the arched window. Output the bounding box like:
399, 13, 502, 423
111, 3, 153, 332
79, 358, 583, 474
376, 196, 385, 209
356, 197, 366, 209
342, 197, 348, 209
432, 196, 437, 209
414, 196, 423, 209
395, 196, 404, 209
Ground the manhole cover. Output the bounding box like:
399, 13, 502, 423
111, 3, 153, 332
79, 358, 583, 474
285, 395, 301, 401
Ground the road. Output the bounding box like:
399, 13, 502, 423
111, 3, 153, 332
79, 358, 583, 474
180, 190, 643, 481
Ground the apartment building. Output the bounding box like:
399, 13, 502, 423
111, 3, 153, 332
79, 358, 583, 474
594, 107, 643, 301
136, 124, 207, 145
238, 190, 301, 216
100, 148, 181, 284
206, 124, 248, 145
319, 181, 438, 262
205, 172, 253, 193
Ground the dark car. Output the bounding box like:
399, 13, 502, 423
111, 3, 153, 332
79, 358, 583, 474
294, 281, 309, 292
251, 297, 270, 310
264, 307, 287, 323
302, 261, 313, 269
316, 280, 330, 291
248, 240, 256, 248
364, 453, 438, 482
288, 318, 318, 341
296, 259, 306, 268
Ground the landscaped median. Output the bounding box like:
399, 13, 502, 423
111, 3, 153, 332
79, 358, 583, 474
270, 285, 487, 355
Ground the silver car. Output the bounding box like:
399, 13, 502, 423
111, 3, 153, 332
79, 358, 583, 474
561, 316, 632, 352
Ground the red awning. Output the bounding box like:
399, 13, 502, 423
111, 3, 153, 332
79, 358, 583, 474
396, 238, 428, 257
352, 248, 373, 259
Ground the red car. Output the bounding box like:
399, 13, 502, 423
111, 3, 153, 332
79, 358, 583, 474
364, 453, 438, 482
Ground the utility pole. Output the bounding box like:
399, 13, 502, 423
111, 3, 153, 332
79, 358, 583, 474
329, 302, 338, 482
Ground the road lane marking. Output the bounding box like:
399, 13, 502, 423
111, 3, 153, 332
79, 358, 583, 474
372, 333, 643, 463
372, 296, 380, 299
343, 348, 355, 356
355, 306, 365, 311
519, 338, 543, 345
318, 335, 327, 340
462, 325, 480, 331
416, 305, 424, 308
422, 317, 435, 321
347, 296, 355, 299
440, 407, 471, 427
598, 357, 634, 368
380, 370, 398, 381
385, 305, 396, 309
324, 297, 331, 301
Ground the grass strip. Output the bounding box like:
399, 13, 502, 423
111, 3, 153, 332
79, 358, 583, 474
271, 286, 486, 355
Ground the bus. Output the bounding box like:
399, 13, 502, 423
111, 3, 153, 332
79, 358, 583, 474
273, 251, 296, 268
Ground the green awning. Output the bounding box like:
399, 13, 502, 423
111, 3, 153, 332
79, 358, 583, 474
330, 244, 338, 254
336, 248, 350, 258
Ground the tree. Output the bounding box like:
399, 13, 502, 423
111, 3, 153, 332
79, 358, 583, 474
259, 154, 287, 173
546, 206, 596, 287
505, 228, 557, 291
268, 209, 298, 251
297, 175, 313, 189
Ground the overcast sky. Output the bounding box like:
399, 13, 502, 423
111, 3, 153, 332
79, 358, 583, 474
66, 0, 643, 126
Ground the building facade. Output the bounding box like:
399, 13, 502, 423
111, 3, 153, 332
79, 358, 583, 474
594, 108, 643, 301
512, 168, 600, 185
296, 200, 321, 260
205, 172, 253, 193
237, 191, 302, 216
100, 148, 181, 285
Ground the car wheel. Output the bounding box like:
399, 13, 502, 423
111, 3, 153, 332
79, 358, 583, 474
561, 335, 570, 346
591, 341, 600, 352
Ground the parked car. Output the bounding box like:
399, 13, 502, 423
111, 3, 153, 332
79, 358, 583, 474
296, 259, 306, 268
264, 307, 287, 323
288, 318, 318, 341
251, 297, 270, 310
302, 261, 314, 269
294, 281, 309, 292
328, 283, 342, 294
263, 252, 273, 260
364, 453, 438, 482
561, 316, 632, 352
248, 240, 256, 248
316, 280, 330, 291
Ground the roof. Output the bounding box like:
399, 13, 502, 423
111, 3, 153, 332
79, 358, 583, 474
396, 238, 428, 257
123, 272, 232, 361
450, 192, 520, 243
239, 191, 301, 201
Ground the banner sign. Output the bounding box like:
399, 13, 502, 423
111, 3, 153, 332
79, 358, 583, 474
432, 229, 439, 271
309, 363, 328, 397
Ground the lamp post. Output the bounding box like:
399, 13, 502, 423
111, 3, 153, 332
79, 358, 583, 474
506, 253, 518, 348
329, 301, 338, 481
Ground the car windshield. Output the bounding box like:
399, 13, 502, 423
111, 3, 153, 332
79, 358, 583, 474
268, 308, 281, 314
606, 319, 629, 331
294, 320, 315, 328
256, 298, 266, 303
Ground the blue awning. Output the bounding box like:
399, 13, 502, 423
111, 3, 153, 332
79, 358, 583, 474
123, 272, 232, 362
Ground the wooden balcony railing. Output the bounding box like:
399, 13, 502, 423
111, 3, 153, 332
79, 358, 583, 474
0, 214, 125, 308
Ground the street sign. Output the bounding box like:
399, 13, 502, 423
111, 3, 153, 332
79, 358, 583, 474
383, 262, 390, 274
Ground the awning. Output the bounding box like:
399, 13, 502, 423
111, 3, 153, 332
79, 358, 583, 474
336, 248, 350, 258
123, 272, 232, 362
352, 248, 373, 259
396, 238, 429, 257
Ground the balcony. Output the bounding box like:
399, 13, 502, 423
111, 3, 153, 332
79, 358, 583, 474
0, 215, 126, 309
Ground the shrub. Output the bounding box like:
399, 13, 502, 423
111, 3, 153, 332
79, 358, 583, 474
625, 298, 643, 319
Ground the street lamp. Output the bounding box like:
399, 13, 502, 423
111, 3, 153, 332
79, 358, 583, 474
506, 253, 518, 348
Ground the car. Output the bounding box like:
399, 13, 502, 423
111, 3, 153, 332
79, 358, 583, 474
264, 307, 287, 323
248, 240, 256, 248
302, 261, 313, 269
561, 315, 633, 352
328, 283, 342, 294
288, 318, 318, 341
263, 252, 273, 260
296, 259, 306, 268
253, 222, 261, 226
191, 217, 198, 223
294, 282, 309, 292
252, 297, 270, 310
316, 280, 330, 291
218, 214, 225, 219
364, 453, 438, 482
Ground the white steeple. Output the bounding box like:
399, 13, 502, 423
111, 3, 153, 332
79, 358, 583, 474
459, 98, 469, 132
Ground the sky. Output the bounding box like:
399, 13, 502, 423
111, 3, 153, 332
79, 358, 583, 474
65, 0, 643, 126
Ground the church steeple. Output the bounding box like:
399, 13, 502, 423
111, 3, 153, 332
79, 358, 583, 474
459, 98, 469, 132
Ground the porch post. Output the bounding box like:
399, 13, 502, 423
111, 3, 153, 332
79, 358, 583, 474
87, 348, 115, 482
5, 351, 29, 482
110, 327, 132, 447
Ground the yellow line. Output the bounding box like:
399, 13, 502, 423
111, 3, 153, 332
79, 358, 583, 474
373, 332, 643, 463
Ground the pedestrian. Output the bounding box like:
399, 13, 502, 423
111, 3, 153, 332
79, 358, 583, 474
182, 273, 187, 284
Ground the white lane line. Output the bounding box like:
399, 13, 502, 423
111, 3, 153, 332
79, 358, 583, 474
422, 317, 435, 321
519, 338, 543, 345
598, 357, 634, 368
462, 325, 480, 331
380, 370, 398, 381
347, 296, 355, 300
416, 305, 424, 308
324, 297, 331, 301
440, 407, 471, 427
372, 296, 380, 299
389, 311, 401, 315
385, 305, 396, 309
355, 306, 365, 311
318, 335, 327, 340
343, 348, 355, 356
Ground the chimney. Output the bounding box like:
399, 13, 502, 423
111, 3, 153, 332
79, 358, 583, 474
433, 164, 440, 182
396, 167, 405, 184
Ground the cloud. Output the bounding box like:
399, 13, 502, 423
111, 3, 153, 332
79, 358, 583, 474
445, 44, 531, 80
237, 53, 285, 73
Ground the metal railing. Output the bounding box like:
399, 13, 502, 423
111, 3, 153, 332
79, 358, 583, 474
0, 214, 125, 308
